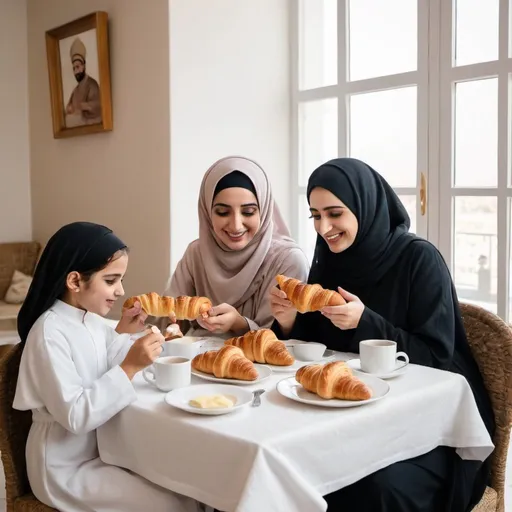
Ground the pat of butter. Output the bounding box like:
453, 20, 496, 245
189, 394, 235, 409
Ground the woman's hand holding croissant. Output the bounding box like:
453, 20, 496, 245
270, 286, 298, 336
120, 326, 164, 380
197, 303, 248, 334
321, 287, 365, 330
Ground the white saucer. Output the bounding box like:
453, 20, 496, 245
191, 364, 272, 385
165, 384, 252, 415
276, 375, 389, 408
346, 359, 408, 379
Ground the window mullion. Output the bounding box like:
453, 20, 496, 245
497, 0, 510, 319
337, 0, 348, 157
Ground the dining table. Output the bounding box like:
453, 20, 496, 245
97, 340, 494, 512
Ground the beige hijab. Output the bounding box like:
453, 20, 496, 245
184, 156, 300, 309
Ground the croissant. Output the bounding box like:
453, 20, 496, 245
276, 275, 345, 313
296, 361, 372, 400
225, 329, 294, 366
191, 345, 258, 381
123, 292, 212, 320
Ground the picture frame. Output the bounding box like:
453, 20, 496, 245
45, 12, 112, 138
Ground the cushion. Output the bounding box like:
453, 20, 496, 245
4, 271, 32, 304
0, 242, 40, 298
0, 300, 22, 320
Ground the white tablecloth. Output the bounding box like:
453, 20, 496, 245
97, 353, 494, 512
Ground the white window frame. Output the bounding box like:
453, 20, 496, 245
291, 0, 512, 320
290, 0, 431, 255
437, 0, 511, 319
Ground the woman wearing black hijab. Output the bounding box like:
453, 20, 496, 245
13, 222, 200, 512
270, 158, 494, 512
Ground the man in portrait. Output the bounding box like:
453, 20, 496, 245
65, 37, 102, 126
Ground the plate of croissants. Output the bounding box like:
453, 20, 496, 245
191, 345, 273, 385
222, 329, 298, 371
277, 361, 390, 408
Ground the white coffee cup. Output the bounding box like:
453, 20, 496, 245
143, 356, 191, 392
162, 337, 205, 359
359, 339, 409, 375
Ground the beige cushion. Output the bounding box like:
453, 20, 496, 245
4, 270, 32, 304
0, 300, 22, 320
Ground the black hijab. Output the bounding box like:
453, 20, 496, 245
307, 158, 417, 290
213, 170, 258, 199
18, 222, 127, 343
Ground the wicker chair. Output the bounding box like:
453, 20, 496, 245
0, 343, 55, 511
461, 303, 512, 512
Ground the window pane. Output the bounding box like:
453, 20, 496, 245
454, 79, 498, 187
299, 98, 338, 186
398, 195, 417, 234
455, 0, 499, 66
299, 0, 337, 90
348, 0, 417, 81
298, 194, 318, 262
349, 87, 417, 187
453, 197, 497, 314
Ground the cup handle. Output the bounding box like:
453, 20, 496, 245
395, 352, 409, 369
142, 366, 156, 386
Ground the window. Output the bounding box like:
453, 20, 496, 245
292, 0, 512, 320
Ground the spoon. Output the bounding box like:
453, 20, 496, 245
252, 389, 265, 407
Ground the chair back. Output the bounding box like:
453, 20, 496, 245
0, 343, 34, 509
460, 302, 512, 512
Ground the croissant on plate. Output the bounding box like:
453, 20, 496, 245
123, 292, 212, 320
191, 345, 258, 381
225, 329, 294, 366
275, 275, 345, 313
295, 361, 372, 401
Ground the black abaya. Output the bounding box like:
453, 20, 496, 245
272, 158, 495, 512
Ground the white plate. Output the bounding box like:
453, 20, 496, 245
276, 374, 390, 408
265, 360, 310, 373
254, 348, 336, 373
346, 358, 408, 379
165, 384, 253, 415
191, 364, 272, 385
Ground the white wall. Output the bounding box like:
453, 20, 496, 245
0, 0, 32, 242
169, 0, 291, 271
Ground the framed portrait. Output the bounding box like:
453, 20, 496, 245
45, 12, 112, 138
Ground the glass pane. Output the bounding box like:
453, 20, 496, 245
454, 79, 498, 187
298, 0, 337, 90
455, 0, 499, 66
299, 194, 318, 262
398, 195, 417, 234
453, 196, 497, 314
349, 87, 417, 187
299, 98, 338, 186
348, 0, 417, 81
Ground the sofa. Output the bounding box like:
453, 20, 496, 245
0, 242, 40, 331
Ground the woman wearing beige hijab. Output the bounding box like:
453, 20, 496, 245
168, 156, 309, 338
